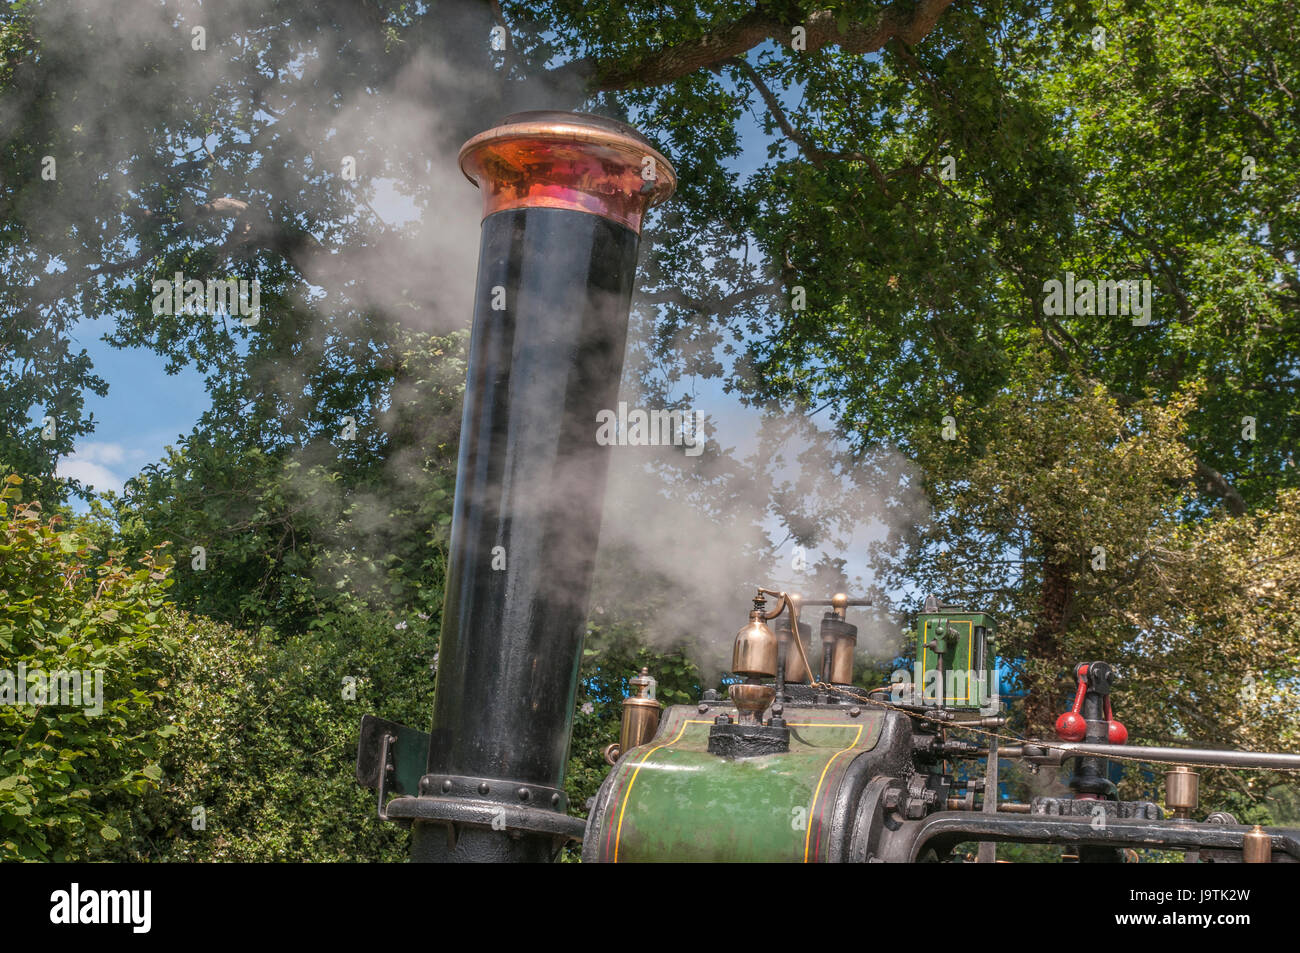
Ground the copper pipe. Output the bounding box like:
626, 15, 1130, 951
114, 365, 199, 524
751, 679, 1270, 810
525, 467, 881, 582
757, 588, 816, 685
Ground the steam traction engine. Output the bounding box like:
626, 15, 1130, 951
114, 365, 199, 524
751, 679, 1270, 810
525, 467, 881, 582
355, 111, 1300, 862
584, 592, 1300, 862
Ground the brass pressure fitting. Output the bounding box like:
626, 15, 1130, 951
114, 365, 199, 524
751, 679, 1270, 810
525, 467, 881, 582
1164, 766, 1199, 820
605, 667, 662, 765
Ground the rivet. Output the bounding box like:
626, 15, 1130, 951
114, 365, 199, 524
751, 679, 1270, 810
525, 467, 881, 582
551, 793, 561, 807
517, 787, 530, 801
850, 707, 861, 717
441, 779, 453, 793
478, 782, 490, 795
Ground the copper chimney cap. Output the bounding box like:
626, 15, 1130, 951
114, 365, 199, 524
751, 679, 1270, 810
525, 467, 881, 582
458, 110, 677, 233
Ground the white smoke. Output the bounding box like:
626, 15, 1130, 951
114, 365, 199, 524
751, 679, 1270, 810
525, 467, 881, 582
14, 0, 934, 677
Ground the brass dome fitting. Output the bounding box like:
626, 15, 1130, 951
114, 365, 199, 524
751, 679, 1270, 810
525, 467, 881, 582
729, 682, 776, 726
733, 611, 779, 678
628, 667, 656, 700
619, 667, 662, 758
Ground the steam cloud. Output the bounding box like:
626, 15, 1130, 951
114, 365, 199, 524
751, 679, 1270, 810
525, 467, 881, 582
13, 0, 932, 681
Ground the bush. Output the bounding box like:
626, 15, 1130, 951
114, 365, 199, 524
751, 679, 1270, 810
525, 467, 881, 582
110, 606, 436, 861
0, 474, 177, 861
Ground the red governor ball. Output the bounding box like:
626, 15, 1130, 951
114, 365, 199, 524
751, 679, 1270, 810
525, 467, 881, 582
1056, 711, 1087, 741
1108, 720, 1128, 745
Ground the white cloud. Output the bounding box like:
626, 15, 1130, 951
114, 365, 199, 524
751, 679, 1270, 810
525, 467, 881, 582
56, 442, 149, 494
73, 442, 130, 465
56, 458, 125, 494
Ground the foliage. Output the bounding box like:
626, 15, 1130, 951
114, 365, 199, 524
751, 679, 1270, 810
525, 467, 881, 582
105, 606, 436, 862
1, 470, 445, 863
1103, 488, 1300, 804
87, 328, 466, 632
872, 352, 1299, 800
0, 474, 177, 861
874, 350, 1200, 724
720, 0, 1299, 511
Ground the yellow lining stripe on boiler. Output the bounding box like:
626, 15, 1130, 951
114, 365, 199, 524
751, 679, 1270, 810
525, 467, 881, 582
612, 719, 690, 862
803, 724, 863, 863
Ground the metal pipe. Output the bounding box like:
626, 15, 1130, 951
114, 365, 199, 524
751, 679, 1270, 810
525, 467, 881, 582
979, 730, 1000, 863
1003, 742, 1300, 770
877, 811, 1300, 862
799, 596, 871, 614
410, 111, 674, 862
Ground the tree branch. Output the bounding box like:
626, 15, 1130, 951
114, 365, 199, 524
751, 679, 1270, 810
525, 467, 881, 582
726, 56, 894, 192
1193, 458, 1248, 516
551, 1, 958, 92
641, 280, 784, 318
101, 195, 327, 282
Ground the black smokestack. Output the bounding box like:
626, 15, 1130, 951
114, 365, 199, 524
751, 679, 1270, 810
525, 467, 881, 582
409, 112, 675, 862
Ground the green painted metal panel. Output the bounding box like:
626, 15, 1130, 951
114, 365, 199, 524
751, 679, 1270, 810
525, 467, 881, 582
356, 714, 430, 797
588, 704, 884, 863
392, 721, 430, 796
915, 611, 996, 709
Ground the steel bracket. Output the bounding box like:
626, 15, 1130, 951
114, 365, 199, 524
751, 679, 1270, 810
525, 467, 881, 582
356, 714, 431, 825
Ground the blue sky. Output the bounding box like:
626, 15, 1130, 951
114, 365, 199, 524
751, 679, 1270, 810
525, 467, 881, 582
57, 315, 208, 498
